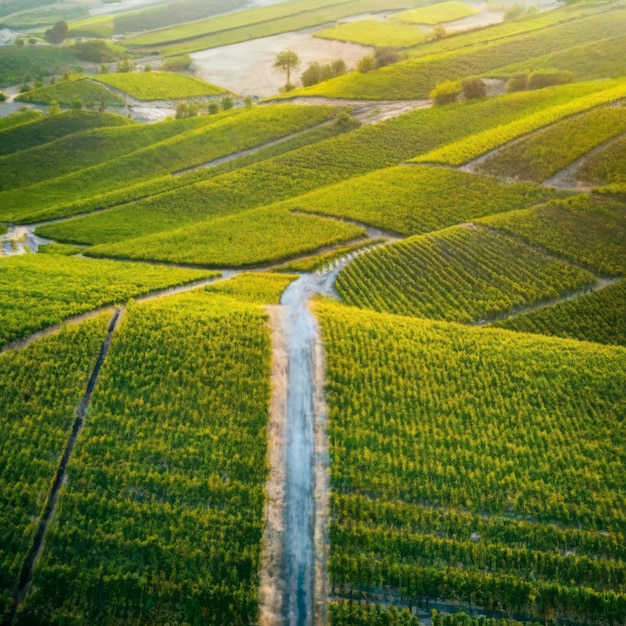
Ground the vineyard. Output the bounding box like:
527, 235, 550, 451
578, 134, 626, 186
0, 315, 109, 623
494, 278, 626, 347
0, 110, 42, 132
314, 19, 426, 48
476, 105, 626, 183
15, 77, 124, 107
14, 290, 273, 625
482, 196, 626, 276
0, 255, 214, 347
94, 72, 228, 100
317, 300, 626, 624
284, 165, 567, 235
335, 225, 595, 323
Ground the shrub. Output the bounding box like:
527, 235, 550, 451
302, 58, 347, 87
375, 47, 400, 68
332, 110, 361, 132
430, 80, 461, 105
48, 100, 61, 115
507, 72, 529, 92
357, 54, 377, 73
161, 54, 192, 71
504, 4, 526, 20
70, 95, 82, 110
208, 101, 219, 114
462, 76, 486, 100
331, 59, 346, 76
116, 59, 133, 73
221, 95, 234, 110
19, 83, 31, 93
175, 101, 189, 119
432, 24, 447, 40
144, 63, 152, 72
528, 70, 574, 89
72, 40, 127, 63
0, 91, 6, 102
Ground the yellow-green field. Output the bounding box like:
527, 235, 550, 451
392, 0, 478, 25
315, 18, 426, 48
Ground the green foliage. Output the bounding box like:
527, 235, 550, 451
527, 70, 573, 90
336, 225, 596, 323
392, 1, 478, 25
430, 79, 461, 105
315, 19, 425, 48
482, 195, 626, 276
578, 133, 626, 186
317, 300, 626, 622
18, 292, 272, 624
0, 110, 134, 157
4, 105, 336, 224
0, 315, 110, 623
0, 255, 215, 348
205, 272, 297, 304
329, 602, 420, 625
281, 166, 569, 236
0, 91, 5, 102
414, 80, 626, 165
15, 77, 124, 107
478, 106, 626, 182
0, 117, 199, 192
86, 206, 366, 267
94, 71, 227, 100
275, 239, 387, 273
43, 20, 68, 44
461, 76, 486, 99
0, 109, 42, 131
301, 59, 346, 87
285, 7, 626, 100
357, 55, 377, 73
70, 39, 128, 63
37, 242, 84, 256
160, 54, 193, 71
494, 279, 626, 347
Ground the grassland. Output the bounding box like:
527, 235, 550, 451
0, 315, 110, 623
392, 1, 478, 25
0, 45, 73, 86
0, 255, 215, 348
336, 225, 596, 323
477, 106, 626, 182
16, 291, 272, 625
281, 165, 568, 235
494, 279, 626, 347
0, 105, 337, 223
94, 72, 228, 100
317, 300, 626, 623
578, 134, 626, 186
126, 0, 417, 56
16, 77, 124, 107
482, 196, 626, 276
284, 6, 626, 99
413, 80, 626, 166
35, 90, 597, 244
86, 206, 366, 267
0, 110, 42, 131
0, 110, 134, 158
314, 19, 426, 48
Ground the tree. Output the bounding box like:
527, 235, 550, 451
44, 20, 68, 44
301, 61, 321, 87
99, 64, 109, 75
462, 76, 486, 100
273, 50, 300, 87
208, 101, 220, 114
375, 47, 399, 67
70, 95, 82, 110
48, 100, 61, 115
221, 95, 234, 110
0, 91, 6, 102
175, 101, 189, 119
430, 80, 461, 105
357, 55, 377, 73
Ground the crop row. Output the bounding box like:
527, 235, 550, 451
285, 6, 626, 100
476, 105, 626, 183
413, 79, 626, 166
0, 113, 208, 192
335, 225, 595, 323
94, 72, 227, 101
316, 300, 626, 622
494, 278, 626, 347
0, 255, 214, 348
0, 109, 133, 157
482, 195, 626, 276
578, 133, 626, 186
0, 104, 337, 223
204, 272, 297, 304
15, 290, 273, 624
86, 206, 366, 268
0, 316, 109, 622
282, 165, 567, 235
16, 77, 124, 107
38, 88, 596, 246
0, 109, 42, 132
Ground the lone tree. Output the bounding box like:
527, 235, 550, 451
44, 20, 68, 44
273, 50, 300, 90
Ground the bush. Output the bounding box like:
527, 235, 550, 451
430, 80, 461, 105
208, 101, 219, 114
462, 76, 486, 99
72, 40, 127, 63
504, 4, 526, 20
144, 63, 152, 72
0, 91, 6, 102
507, 72, 529, 92
375, 47, 399, 68
302, 58, 347, 87
528, 70, 574, 90
332, 110, 361, 132
116, 59, 133, 73
431, 24, 447, 40
70, 95, 82, 110
221, 95, 235, 110
175, 101, 189, 119
48, 100, 61, 115
357, 55, 377, 73
161, 54, 192, 72
19, 83, 31, 93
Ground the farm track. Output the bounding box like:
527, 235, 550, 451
542, 129, 626, 190
6, 309, 122, 626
